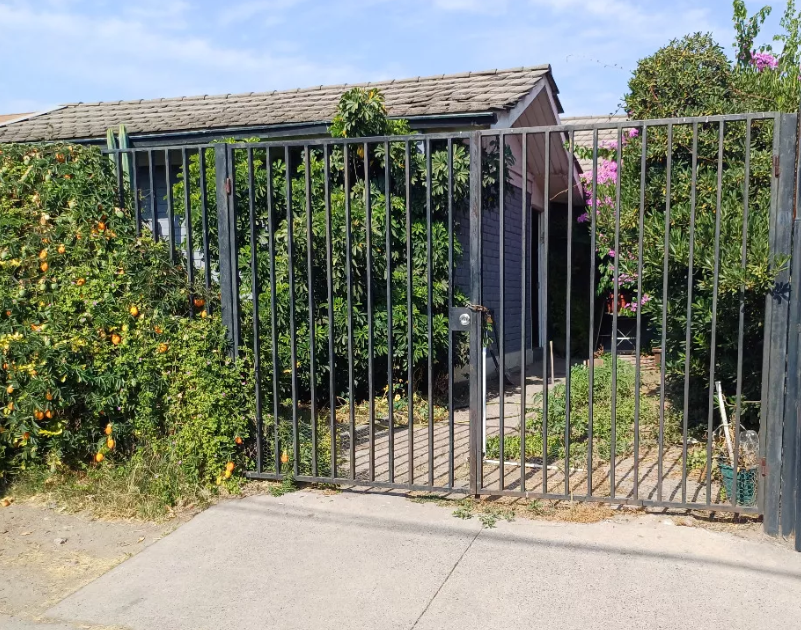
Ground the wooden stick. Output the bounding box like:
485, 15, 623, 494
716, 381, 735, 466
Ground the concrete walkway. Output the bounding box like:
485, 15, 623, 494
12, 490, 801, 630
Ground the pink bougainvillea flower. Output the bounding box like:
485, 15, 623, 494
750, 51, 778, 71
628, 128, 639, 138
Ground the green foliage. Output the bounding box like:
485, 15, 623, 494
486, 355, 678, 465
173, 87, 509, 408
0, 143, 253, 489
577, 3, 801, 428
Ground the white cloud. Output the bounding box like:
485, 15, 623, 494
0, 1, 364, 111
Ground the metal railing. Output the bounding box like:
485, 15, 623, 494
104, 110, 801, 538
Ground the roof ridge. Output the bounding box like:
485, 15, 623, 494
44, 65, 552, 110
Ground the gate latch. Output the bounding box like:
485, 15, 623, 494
450, 307, 472, 331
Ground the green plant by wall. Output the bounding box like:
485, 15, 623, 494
173, 87, 509, 411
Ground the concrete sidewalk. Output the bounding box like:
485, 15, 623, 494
17, 491, 801, 630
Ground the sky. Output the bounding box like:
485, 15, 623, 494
0, 0, 793, 118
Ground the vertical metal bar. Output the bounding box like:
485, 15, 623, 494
565, 129, 574, 496
682, 123, 699, 505
498, 133, 506, 491
285, 146, 300, 476
305, 146, 317, 478
759, 115, 783, 521
247, 147, 263, 473
733, 120, 750, 510
657, 123, 673, 503
520, 133, 528, 493
542, 130, 550, 495
365, 141, 375, 482
115, 152, 125, 215
267, 153, 280, 474
587, 129, 598, 498
214, 145, 236, 356
227, 145, 241, 352
324, 146, 337, 479
198, 150, 212, 307
609, 127, 622, 498
447, 139, 455, 488
405, 140, 414, 485
165, 149, 175, 262
182, 149, 194, 317
469, 131, 483, 496
148, 149, 158, 241
794, 217, 801, 549
131, 151, 141, 236
425, 138, 434, 487
705, 122, 724, 505
345, 144, 356, 480
781, 152, 801, 534
385, 141, 395, 483
633, 125, 647, 501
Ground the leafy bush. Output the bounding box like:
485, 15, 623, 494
0, 143, 253, 488
486, 355, 679, 465
173, 87, 508, 408
575, 2, 801, 428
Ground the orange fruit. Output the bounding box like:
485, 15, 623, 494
225, 462, 235, 473
76, 232, 82, 240
224, 470, 232, 479
22, 432, 30, 440
39, 249, 48, 260
95, 452, 104, 463
45, 391, 53, 401
45, 409, 53, 419
154, 325, 162, 334
6, 385, 13, 394
7, 402, 13, 411
129, 305, 139, 317
76, 278, 85, 286
106, 438, 115, 449
34, 410, 44, 421
111, 333, 122, 345
57, 245, 66, 254
1, 498, 11, 508
104, 423, 113, 435
158, 343, 168, 354
55, 153, 65, 163
40, 262, 49, 272
280, 450, 289, 464
235, 436, 243, 445
97, 222, 106, 232
193, 297, 205, 308
200, 310, 207, 319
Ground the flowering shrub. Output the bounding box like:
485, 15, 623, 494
0, 143, 253, 486
575, 1, 801, 427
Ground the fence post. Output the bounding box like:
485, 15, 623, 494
468, 131, 483, 497
787, 216, 801, 547
214, 144, 239, 358
763, 113, 797, 536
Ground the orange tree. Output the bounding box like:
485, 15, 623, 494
0, 143, 253, 486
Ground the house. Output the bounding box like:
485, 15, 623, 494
0, 66, 584, 371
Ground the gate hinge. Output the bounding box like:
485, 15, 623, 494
773, 155, 780, 178
761, 457, 767, 477
224, 177, 233, 195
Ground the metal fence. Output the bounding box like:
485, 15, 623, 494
105, 110, 801, 547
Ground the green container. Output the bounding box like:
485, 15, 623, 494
717, 459, 758, 507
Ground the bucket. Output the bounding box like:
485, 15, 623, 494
716, 459, 758, 507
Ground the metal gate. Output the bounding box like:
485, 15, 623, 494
106, 111, 801, 544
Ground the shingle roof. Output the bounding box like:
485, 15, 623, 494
0, 66, 558, 143
562, 115, 627, 173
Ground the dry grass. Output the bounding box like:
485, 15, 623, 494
9, 449, 217, 522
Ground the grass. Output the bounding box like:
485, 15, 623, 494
7, 446, 221, 521
486, 354, 683, 466
334, 392, 449, 427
